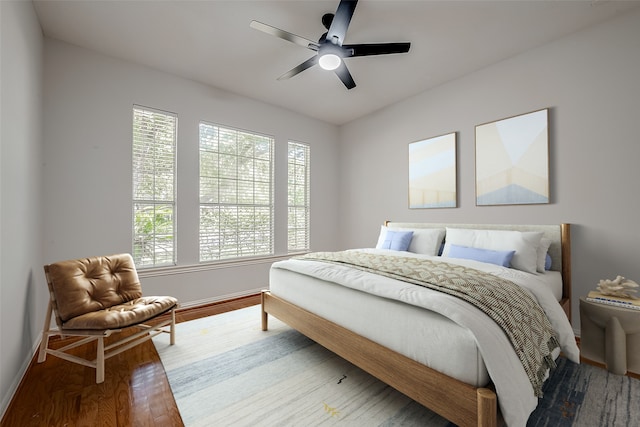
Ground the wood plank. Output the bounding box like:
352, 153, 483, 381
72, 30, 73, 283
561, 223, 572, 321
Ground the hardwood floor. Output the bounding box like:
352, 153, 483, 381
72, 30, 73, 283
1, 294, 261, 427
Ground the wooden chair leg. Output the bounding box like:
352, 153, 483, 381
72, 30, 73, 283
261, 290, 269, 331
96, 337, 105, 384
170, 308, 176, 346
37, 333, 50, 363
37, 301, 54, 363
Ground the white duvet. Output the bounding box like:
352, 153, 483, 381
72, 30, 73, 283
271, 249, 580, 427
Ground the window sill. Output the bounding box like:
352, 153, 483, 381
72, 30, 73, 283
137, 252, 309, 278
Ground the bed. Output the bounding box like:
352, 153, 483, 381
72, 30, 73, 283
261, 222, 579, 427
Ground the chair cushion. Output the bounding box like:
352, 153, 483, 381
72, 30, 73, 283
63, 296, 178, 330
46, 254, 143, 322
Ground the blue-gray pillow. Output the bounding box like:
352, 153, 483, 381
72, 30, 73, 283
545, 253, 552, 270
447, 244, 515, 267
379, 230, 414, 251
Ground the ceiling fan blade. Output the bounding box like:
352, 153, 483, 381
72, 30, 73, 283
343, 42, 411, 57
334, 61, 356, 90
326, 0, 358, 45
250, 20, 319, 51
277, 56, 318, 80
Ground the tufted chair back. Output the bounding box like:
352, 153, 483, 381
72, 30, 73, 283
45, 253, 143, 327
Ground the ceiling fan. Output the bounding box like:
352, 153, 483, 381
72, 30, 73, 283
250, 0, 411, 90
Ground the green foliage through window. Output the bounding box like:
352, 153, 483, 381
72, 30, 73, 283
199, 123, 274, 261
132, 107, 176, 267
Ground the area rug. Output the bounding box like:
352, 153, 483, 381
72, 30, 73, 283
153, 305, 640, 426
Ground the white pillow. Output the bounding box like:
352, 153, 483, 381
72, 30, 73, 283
442, 228, 543, 274
537, 237, 552, 273
376, 226, 445, 256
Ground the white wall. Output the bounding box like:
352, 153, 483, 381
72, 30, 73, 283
0, 0, 45, 416
42, 39, 340, 303
338, 9, 640, 330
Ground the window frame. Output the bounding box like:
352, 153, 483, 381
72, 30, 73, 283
132, 105, 177, 268
287, 141, 311, 253
198, 121, 275, 262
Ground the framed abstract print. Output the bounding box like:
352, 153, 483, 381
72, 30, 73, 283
408, 132, 457, 208
475, 108, 549, 206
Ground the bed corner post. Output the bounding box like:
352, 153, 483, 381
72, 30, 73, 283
477, 388, 498, 427
560, 223, 572, 322
261, 290, 269, 331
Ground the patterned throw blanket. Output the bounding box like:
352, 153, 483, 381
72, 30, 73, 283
297, 251, 559, 397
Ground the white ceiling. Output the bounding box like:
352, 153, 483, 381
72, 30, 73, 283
33, 0, 639, 125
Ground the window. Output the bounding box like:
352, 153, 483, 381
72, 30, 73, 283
288, 141, 310, 252
132, 107, 177, 267
199, 123, 274, 261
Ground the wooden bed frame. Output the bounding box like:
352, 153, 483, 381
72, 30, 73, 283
261, 223, 572, 427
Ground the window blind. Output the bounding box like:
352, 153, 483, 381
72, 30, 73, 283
288, 141, 310, 252
132, 106, 177, 267
199, 122, 274, 261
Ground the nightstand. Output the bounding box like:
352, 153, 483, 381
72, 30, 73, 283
579, 297, 640, 375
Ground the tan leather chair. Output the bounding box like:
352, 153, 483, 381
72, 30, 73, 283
37, 253, 178, 383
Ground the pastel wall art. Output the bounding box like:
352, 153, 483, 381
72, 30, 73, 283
475, 109, 549, 206
409, 132, 457, 208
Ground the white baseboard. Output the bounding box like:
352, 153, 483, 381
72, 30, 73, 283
1, 337, 41, 421
177, 287, 264, 310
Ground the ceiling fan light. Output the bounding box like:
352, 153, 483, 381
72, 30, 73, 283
318, 53, 341, 71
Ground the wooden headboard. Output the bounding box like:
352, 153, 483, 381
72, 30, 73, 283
384, 221, 572, 322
